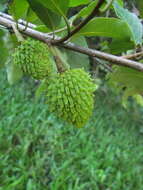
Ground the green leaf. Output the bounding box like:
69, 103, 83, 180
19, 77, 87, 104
76, 0, 98, 18
35, 17, 65, 32
27, 0, 61, 30
40, 0, 69, 16
8, 0, 29, 20
25, 7, 40, 23
35, 25, 51, 32
116, 0, 123, 6
109, 39, 134, 54
69, 0, 90, 7
9, 0, 40, 24
113, 2, 143, 45
107, 66, 143, 103
76, 17, 133, 39
35, 0, 70, 31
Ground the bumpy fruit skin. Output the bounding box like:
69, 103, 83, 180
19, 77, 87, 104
13, 38, 56, 79
46, 68, 96, 128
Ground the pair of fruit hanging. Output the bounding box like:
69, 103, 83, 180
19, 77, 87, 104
13, 36, 96, 128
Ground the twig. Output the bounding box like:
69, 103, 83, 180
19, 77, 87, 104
121, 51, 143, 60
93, 58, 113, 72
47, 23, 72, 35
0, 13, 143, 72
52, 0, 105, 45
11, 23, 24, 42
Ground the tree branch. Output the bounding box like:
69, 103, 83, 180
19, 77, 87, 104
52, 0, 105, 45
0, 12, 143, 72
0, 12, 36, 29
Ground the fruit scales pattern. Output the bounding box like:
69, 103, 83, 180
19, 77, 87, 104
12, 38, 96, 128
13, 38, 55, 79
46, 69, 96, 128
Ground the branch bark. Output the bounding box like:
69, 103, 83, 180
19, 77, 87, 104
0, 12, 36, 29
0, 12, 143, 72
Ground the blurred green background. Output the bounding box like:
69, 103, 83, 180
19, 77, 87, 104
1, 68, 143, 190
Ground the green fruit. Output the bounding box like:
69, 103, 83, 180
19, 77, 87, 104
13, 38, 56, 79
46, 68, 96, 128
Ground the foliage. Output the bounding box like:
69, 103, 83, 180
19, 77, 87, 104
76, 17, 133, 39
1, 69, 143, 189
0, 0, 143, 108
107, 66, 143, 106
0, 0, 142, 106
113, 2, 143, 45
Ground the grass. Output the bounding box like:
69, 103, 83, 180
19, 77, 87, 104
0, 69, 143, 190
